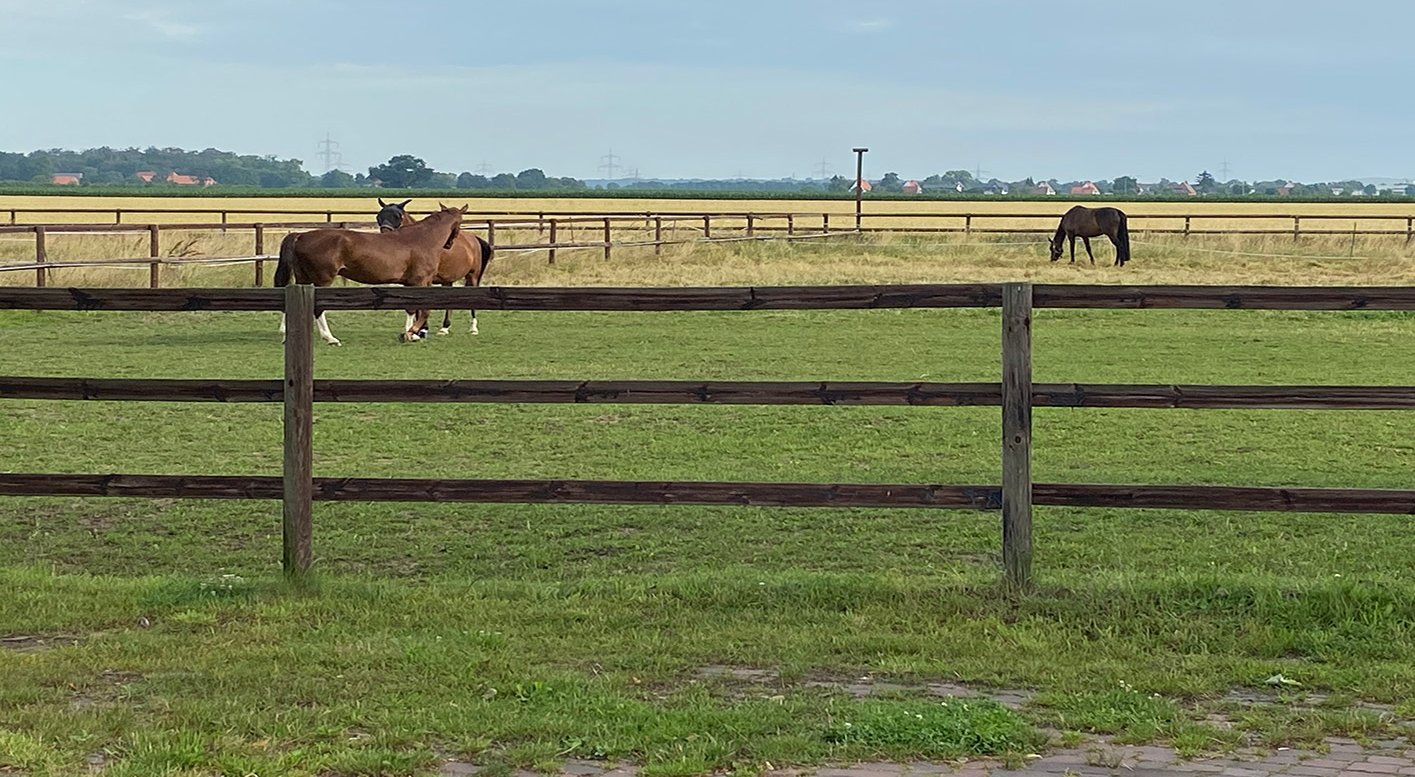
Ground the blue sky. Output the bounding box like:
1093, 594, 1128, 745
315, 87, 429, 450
3, 0, 1410, 182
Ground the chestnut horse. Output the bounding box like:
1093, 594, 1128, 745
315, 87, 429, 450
1049, 205, 1131, 266
376, 198, 494, 337
274, 204, 467, 344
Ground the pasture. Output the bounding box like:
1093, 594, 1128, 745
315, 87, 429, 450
3, 212, 1415, 776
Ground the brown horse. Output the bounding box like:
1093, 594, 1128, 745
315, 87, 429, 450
274, 204, 467, 344
1049, 205, 1131, 266
376, 198, 494, 337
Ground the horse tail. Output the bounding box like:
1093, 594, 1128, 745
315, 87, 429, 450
476, 235, 494, 268
1116, 213, 1131, 265
274, 232, 299, 286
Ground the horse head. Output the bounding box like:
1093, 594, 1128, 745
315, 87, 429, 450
375, 198, 414, 232
1048, 236, 1064, 262
435, 204, 468, 250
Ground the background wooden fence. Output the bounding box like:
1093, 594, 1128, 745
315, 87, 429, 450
2, 282, 1413, 587
4, 207, 1415, 288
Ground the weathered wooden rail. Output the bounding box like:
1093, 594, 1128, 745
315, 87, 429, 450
1, 282, 1413, 588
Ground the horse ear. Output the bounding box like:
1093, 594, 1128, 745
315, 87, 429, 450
378, 198, 388, 207
460, 203, 469, 213
398, 199, 411, 208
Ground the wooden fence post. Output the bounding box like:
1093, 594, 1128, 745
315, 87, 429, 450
746, 214, 755, 237
115, 209, 123, 225
254, 224, 266, 287
548, 219, 558, 265
787, 214, 795, 236
220, 211, 228, 235
8, 209, 16, 225
487, 220, 496, 251
1407, 217, 1413, 244
1183, 216, 1191, 238
604, 217, 612, 260
282, 283, 315, 581
538, 212, 545, 237
965, 214, 973, 236
822, 213, 830, 233
654, 216, 663, 256
325, 211, 333, 223
148, 225, 161, 289
703, 215, 712, 239
34, 226, 46, 288
1293, 217, 1301, 242
1001, 282, 1034, 591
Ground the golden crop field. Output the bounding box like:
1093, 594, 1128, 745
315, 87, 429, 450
4, 194, 1415, 233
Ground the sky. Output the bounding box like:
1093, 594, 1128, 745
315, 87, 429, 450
2, 0, 1411, 183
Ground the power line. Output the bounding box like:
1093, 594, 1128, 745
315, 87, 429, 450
474, 161, 493, 176
316, 133, 343, 172
598, 149, 622, 179
814, 157, 834, 180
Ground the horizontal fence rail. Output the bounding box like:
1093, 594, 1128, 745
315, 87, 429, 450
2, 475, 1411, 515
2, 378, 1413, 410
4, 284, 1415, 312
2, 282, 1413, 588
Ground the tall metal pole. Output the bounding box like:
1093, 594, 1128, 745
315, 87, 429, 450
852, 147, 869, 231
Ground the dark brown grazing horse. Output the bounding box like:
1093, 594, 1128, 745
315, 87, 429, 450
1049, 205, 1131, 266
274, 204, 467, 344
376, 198, 494, 338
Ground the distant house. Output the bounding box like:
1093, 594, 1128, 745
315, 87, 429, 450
1070, 181, 1101, 196
1174, 181, 1198, 196
51, 173, 83, 185
1033, 182, 1056, 196
901, 180, 923, 195
850, 178, 873, 193
135, 171, 156, 183
201, 176, 217, 187
1275, 182, 1296, 197
167, 172, 202, 185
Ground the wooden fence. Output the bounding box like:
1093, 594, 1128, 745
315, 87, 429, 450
2, 282, 1414, 588
5, 206, 1415, 288
0, 214, 843, 288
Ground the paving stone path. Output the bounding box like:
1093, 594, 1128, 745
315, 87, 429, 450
439, 737, 1415, 777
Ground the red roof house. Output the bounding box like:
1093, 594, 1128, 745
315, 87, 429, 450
51, 173, 83, 185
901, 180, 924, 194
167, 172, 201, 185
135, 171, 156, 183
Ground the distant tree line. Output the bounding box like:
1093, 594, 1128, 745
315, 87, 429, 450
3, 146, 1409, 197
0, 148, 588, 191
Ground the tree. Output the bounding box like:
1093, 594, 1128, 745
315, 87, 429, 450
1195, 170, 1217, 194
876, 172, 903, 193
368, 155, 433, 188
515, 168, 548, 190
1227, 181, 1249, 195
826, 174, 850, 193
1112, 176, 1138, 195
320, 169, 355, 188
490, 172, 517, 189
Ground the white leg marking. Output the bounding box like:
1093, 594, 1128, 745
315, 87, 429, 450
279, 312, 286, 334
470, 315, 479, 336
316, 312, 341, 346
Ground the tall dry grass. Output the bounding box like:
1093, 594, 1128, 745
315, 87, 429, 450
4, 225, 1410, 289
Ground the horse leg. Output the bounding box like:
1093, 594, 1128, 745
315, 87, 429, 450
465, 272, 481, 335
315, 310, 341, 346
437, 282, 454, 336
1068, 236, 1077, 264
1082, 237, 1096, 265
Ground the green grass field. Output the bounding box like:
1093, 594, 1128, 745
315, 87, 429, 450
2, 236, 1415, 776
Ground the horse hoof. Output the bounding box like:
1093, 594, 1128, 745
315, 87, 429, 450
436, 328, 450, 336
